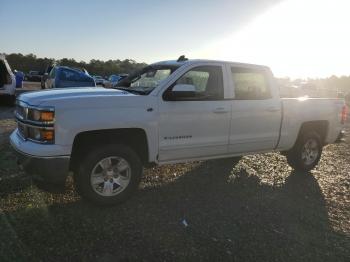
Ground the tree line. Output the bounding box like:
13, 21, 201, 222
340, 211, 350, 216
4, 53, 350, 103
5, 53, 147, 77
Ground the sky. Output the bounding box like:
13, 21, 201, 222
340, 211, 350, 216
0, 0, 349, 78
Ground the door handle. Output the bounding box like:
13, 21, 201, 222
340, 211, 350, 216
213, 107, 229, 114
266, 107, 280, 112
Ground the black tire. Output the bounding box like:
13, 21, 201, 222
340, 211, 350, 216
74, 144, 143, 206
9, 95, 16, 106
286, 131, 323, 172
1, 95, 16, 106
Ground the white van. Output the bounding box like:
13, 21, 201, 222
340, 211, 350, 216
0, 54, 16, 103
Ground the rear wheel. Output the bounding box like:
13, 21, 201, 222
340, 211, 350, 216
74, 144, 143, 205
286, 131, 322, 172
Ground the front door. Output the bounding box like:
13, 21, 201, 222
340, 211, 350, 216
158, 65, 231, 162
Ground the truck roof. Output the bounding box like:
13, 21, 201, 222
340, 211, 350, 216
152, 59, 270, 70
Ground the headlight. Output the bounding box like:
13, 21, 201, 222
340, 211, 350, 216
28, 108, 55, 123
15, 101, 55, 144
27, 127, 54, 143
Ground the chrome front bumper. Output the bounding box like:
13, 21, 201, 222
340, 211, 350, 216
10, 134, 70, 185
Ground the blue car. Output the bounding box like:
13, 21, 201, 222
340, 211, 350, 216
104, 74, 128, 88
44, 66, 96, 89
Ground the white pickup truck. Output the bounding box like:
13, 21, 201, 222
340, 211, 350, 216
10, 57, 347, 205
0, 54, 16, 103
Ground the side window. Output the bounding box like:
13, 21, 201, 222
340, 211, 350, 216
168, 66, 224, 100
60, 69, 80, 81
231, 67, 271, 100
49, 68, 56, 78
78, 73, 93, 82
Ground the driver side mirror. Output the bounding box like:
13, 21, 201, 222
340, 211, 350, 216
165, 84, 196, 100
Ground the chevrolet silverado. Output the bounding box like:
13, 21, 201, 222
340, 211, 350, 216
10, 58, 347, 205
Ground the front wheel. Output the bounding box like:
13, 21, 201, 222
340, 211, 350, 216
286, 131, 323, 172
74, 144, 143, 205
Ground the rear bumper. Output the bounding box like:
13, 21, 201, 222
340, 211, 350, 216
335, 130, 346, 143
0, 86, 15, 96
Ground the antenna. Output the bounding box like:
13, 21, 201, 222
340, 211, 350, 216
177, 55, 188, 62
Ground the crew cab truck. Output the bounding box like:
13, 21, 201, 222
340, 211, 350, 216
10, 58, 347, 205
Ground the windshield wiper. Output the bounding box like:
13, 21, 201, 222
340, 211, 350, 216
113, 87, 147, 95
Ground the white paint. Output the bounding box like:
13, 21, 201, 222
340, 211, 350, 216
10, 59, 344, 166
0, 55, 16, 96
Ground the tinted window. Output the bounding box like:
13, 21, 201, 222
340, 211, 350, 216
111, 75, 121, 82
60, 69, 91, 82
231, 67, 271, 100
171, 66, 224, 100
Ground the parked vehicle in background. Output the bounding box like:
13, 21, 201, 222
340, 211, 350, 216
24, 71, 42, 82
41, 65, 54, 89
11, 57, 347, 205
45, 66, 96, 89
93, 75, 104, 86
118, 74, 128, 82
0, 54, 16, 104
14, 70, 24, 88
104, 75, 121, 88
104, 74, 128, 88
345, 92, 350, 107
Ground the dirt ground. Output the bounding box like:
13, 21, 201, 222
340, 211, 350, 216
0, 86, 349, 261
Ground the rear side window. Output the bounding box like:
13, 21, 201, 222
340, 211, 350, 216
60, 69, 80, 81
60, 69, 92, 82
231, 67, 271, 100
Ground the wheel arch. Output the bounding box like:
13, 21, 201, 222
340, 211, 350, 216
69, 128, 149, 173
296, 120, 329, 146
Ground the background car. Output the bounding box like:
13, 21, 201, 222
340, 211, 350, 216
104, 74, 128, 88
41, 65, 54, 89
45, 66, 96, 89
93, 75, 104, 86
24, 70, 42, 82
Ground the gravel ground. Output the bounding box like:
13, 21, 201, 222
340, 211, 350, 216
0, 101, 349, 261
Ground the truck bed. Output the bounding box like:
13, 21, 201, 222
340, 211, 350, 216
278, 97, 345, 150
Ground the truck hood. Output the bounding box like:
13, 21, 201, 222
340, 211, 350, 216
18, 87, 137, 107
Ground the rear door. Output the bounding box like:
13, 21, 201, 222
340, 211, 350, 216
228, 66, 282, 153
158, 64, 231, 161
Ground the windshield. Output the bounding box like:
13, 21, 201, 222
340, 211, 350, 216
115, 65, 180, 94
